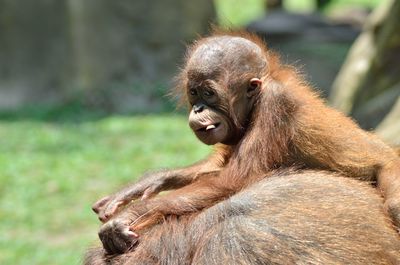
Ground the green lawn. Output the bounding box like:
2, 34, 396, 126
0, 114, 211, 265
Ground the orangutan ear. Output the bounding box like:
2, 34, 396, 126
247, 78, 262, 98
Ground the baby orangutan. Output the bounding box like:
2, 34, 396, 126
91, 32, 400, 256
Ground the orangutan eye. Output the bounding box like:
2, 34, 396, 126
204, 90, 214, 97
189, 89, 197, 96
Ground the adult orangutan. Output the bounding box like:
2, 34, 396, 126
89, 32, 400, 260
85, 171, 400, 264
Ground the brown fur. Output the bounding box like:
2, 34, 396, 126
90, 31, 400, 261
85, 171, 400, 265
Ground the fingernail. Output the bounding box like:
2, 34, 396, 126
128, 231, 139, 237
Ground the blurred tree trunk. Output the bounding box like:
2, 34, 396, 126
329, 0, 400, 131
0, 0, 71, 108
376, 97, 400, 145
266, 0, 283, 10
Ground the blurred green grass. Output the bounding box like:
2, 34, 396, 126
0, 114, 211, 265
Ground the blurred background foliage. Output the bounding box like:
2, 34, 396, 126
215, 0, 378, 27
0, 0, 399, 264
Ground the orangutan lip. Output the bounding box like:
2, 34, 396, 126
196, 123, 220, 132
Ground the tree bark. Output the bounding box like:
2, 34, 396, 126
376, 96, 400, 146
329, 0, 400, 129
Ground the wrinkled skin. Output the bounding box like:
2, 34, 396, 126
97, 217, 139, 254
184, 36, 265, 145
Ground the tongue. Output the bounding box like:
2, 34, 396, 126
206, 124, 216, 131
